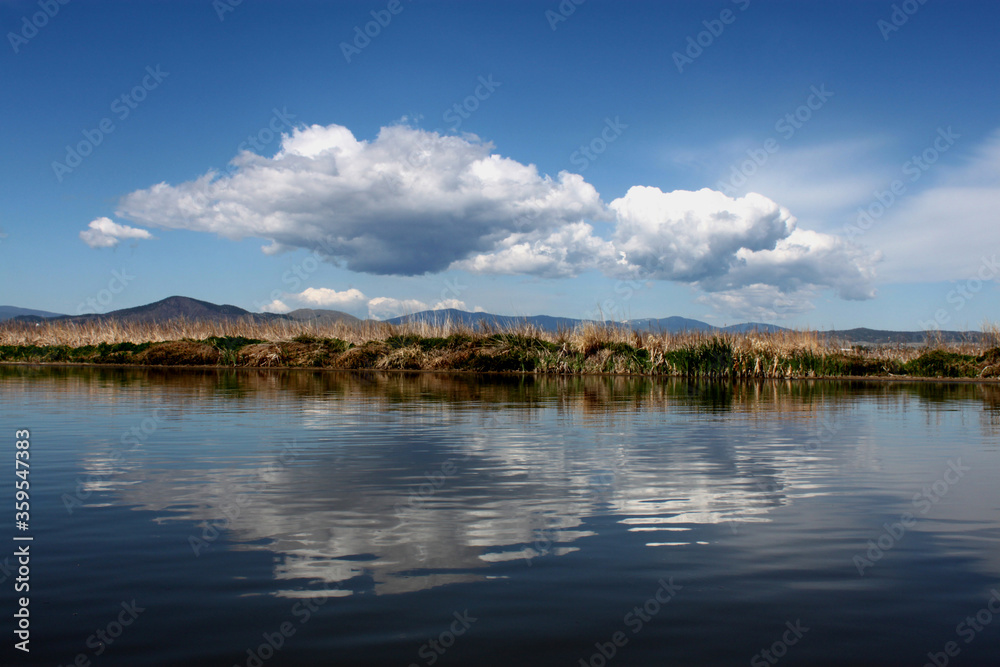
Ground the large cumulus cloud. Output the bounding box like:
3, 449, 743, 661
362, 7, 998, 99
609, 187, 795, 281
95, 121, 880, 317
463, 186, 879, 313
115, 123, 604, 275
453, 222, 619, 278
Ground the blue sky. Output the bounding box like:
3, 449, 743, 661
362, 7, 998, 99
2, 0, 998, 330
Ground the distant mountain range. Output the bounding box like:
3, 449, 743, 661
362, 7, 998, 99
385, 309, 980, 343
0, 305, 64, 321
0, 296, 359, 326
383, 308, 786, 335
0, 296, 984, 344
283, 307, 361, 325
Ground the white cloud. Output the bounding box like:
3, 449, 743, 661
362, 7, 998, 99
297, 287, 367, 309
459, 187, 879, 314
262, 299, 291, 313
258, 288, 471, 318
106, 121, 882, 319
115, 123, 604, 275
714, 130, 1000, 287
609, 187, 796, 281
852, 129, 1000, 283
715, 138, 892, 227
433, 299, 467, 310
698, 228, 880, 301
367, 297, 429, 320
453, 222, 617, 278
697, 285, 818, 322
80, 217, 153, 248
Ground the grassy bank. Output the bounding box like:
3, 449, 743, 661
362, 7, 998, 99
1, 318, 999, 380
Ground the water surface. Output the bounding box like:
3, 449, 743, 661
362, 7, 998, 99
2, 366, 999, 666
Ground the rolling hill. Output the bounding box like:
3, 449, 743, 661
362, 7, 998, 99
0, 305, 66, 321
37, 296, 281, 323
387, 308, 981, 343
387, 309, 788, 335
0, 297, 987, 344
2, 296, 360, 327
283, 308, 361, 325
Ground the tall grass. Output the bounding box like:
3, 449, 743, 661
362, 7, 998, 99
0, 317, 400, 347
1, 317, 999, 379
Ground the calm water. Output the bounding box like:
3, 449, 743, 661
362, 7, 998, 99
2, 366, 999, 666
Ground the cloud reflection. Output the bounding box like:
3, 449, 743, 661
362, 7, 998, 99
10, 367, 997, 597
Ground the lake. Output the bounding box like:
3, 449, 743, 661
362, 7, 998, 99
2, 366, 999, 666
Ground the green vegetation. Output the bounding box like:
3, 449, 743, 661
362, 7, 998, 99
1, 318, 999, 380
0, 341, 153, 364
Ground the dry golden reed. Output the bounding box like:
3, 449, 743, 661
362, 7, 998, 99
2, 316, 999, 379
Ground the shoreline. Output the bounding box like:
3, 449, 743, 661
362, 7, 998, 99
3, 346, 1000, 385
2, 322, 998, 383
5, 361, 1000, 384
